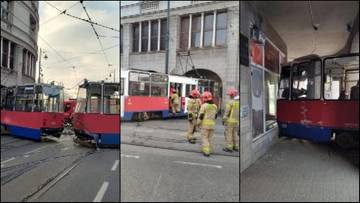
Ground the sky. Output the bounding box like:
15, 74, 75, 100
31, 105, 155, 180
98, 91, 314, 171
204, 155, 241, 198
38, 1, 119, 98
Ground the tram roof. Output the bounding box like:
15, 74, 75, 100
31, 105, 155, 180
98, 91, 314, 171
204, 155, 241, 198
79, 81, 120, 87
4, 83, 64, 89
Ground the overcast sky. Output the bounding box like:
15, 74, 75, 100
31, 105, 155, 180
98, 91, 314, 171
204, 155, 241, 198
38, 1, 119, 98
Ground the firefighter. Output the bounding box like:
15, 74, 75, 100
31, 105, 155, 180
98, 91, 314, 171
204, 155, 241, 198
171, 89, 180, 115
186, 89, 201, 144
197, 91, 217, 157
222, 87, 240, 152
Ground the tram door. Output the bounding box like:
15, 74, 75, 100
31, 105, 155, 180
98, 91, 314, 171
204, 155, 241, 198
170, 82, 183, 112
120, 77, 125, 118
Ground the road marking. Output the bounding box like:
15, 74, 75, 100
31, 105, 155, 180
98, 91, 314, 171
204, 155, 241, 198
1, 157, 15, 164
121, 154, 139, 159
61, 147, 69, 151
24, 155, 30, 158
93, 181, 109, 202
111, 160, 119, 171
173, 161, 222, 169
24, 145, 49, 155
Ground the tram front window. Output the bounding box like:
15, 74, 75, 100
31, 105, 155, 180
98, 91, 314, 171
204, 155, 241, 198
291, 60, 321, 100
104, 85, 120, 114
278, 65, 290, 99
42, 86, 63, 112
324, 55, 359, 100
15, 86, 34, 112
88, 84, 101, 113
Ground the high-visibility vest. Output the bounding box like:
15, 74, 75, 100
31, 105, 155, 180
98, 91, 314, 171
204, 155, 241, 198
224, 99, 239, 125
199, 103, 217, 129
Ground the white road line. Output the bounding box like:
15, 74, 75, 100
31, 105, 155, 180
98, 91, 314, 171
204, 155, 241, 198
24, 155, 30, 158
1, 157, 15, 164
61, 147, 69, 151
173, 161, 223, 169
111, 160, 119, 171
93, 181, 109, 202
24, 145, 49, 155
121, 154, 139, 159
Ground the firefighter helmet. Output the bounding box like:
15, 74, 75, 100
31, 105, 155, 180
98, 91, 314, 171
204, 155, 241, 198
191, 89, 200, 97
227, 87, 238, 97
202, 91, 213, 102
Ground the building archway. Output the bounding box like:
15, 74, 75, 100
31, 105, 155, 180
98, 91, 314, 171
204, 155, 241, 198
184, 69, 223, 111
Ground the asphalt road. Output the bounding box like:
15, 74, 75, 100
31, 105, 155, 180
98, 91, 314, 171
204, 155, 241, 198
241, 137, 359, 202
121, 143, 240, 202
1, 133, 119, 202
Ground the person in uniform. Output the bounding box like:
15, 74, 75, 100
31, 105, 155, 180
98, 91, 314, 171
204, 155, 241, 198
222, 88, 240, 153
186, 89, 201, 144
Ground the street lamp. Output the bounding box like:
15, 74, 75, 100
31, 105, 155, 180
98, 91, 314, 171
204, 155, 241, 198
38, 48, 48, 83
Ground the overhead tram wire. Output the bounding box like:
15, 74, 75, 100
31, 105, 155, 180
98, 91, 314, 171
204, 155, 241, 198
44, 1, 120, 33
40, 1, 79, 26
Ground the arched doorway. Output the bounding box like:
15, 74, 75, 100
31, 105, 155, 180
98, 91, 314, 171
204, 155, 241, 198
184, 69, 223, 111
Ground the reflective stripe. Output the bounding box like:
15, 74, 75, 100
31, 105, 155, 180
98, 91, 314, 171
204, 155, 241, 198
202, 146, 210, 154
228, 100, 239, 124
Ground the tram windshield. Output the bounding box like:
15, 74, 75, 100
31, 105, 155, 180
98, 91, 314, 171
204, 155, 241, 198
104, 84, 120, 114
324, 54, 359, 100
75, 87, 87, 113
291, 60, 321, 100
12, 85, 63, 112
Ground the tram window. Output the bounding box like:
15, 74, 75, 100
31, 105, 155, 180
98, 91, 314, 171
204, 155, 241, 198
150, 74, 168, 97
185, 84, 196, 97
129, 72, 150, 96
278, 66, 290, 99
15, 86, 34, 112
104, 85, 120, 114
324, 55, 359, 100
291, 61, 321, 100
75, 87, 87, 113
4, 88, 15, 110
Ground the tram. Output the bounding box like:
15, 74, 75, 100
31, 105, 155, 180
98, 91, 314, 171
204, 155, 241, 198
120, 69, 219, 121
0, 83, 65, 141
277, 53, 359, 148
72, 80, 120, 146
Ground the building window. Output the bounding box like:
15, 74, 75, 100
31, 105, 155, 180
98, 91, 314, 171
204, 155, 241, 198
191, 15, 201, 48
9, 42, 15, 70
30, 15, 37, 32
180, 16, 189, 50
133, 23, 139, 52
160, 19, 167, 51
1, 1, 10, 22
140, 1, 159, 11
215, 11, 227, 46
1, 38, 9, 68
203, 13, 214, 47
141, 21, 149, 52
150, 20, 158, 51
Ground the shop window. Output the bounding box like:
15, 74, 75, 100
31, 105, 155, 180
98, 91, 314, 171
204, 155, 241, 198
251, 65, 264, 138
265, 71, 278, 130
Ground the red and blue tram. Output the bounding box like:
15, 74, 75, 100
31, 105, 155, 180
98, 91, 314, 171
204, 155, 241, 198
0, 83, 65, 141
72, 80, 120, 146
120, 70, 219, 121
277, 53, 359, 147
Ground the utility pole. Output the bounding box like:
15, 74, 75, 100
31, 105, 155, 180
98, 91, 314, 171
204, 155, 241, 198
165, 0, 170, 74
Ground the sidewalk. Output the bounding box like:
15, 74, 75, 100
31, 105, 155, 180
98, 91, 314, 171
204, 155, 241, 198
120, 118, 239, 157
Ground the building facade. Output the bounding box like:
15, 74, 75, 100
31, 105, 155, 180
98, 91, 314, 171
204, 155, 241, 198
240, 1, 287, 172
1, 1, 39, 87
121, 1, 239, 111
